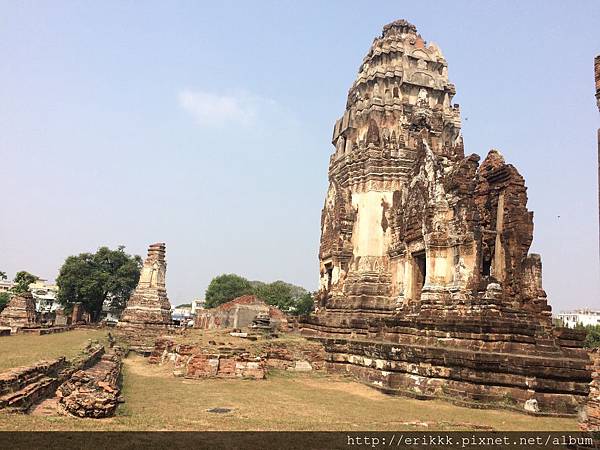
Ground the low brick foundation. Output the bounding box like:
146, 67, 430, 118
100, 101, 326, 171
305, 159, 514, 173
262, 342, 326, 371
0, 343, 104, 413
149, 335, 327, 379
18, 326, 74, 335
57, 347, 124, 418
186, 353, 265, 379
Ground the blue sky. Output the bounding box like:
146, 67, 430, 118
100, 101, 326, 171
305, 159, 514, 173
0, 0, 598, 310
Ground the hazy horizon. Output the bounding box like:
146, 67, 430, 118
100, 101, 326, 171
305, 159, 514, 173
1, 1, 599, 311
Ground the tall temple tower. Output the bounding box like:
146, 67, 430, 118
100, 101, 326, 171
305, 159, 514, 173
117, 242, 172, 353
302, 20, 591, 415
316, 19, 546, 321
319, 20, 463, 315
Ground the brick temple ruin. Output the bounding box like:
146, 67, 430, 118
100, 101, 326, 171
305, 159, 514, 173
301, 20, 592, 415
0, 292, 37, 333
117, 243, 172, 352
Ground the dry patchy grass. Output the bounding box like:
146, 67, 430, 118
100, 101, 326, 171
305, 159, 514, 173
0, 329, 109, 371
162, 328, 320, 356
0, 354, 578, 431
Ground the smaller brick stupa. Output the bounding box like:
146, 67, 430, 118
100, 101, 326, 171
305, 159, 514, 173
0, 292, 37, 333
117, 243, 172, 352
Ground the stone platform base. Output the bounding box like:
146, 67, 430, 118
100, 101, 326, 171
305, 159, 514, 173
302, 306, 592, 416
115, 324, 172, 355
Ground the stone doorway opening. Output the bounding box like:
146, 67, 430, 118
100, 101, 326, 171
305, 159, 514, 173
325, 262, 333, 291
412, 251, 426, 300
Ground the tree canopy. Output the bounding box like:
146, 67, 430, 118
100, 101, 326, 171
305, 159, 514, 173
575, 323, 600, 349
56, 246, 142, 321
204, 274, 254, 309
253, 280, 314, 315
12, 271, 39, 294
204, 274, 314, 315
0, 292, 10, 312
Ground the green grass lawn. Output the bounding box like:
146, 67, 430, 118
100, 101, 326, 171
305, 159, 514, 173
0, 354, 579, 431
0, 329, 109, 371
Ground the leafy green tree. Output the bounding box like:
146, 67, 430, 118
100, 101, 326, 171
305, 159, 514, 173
292, 292, 314, 316
254, 280, 296, 311
0, 271, 6, 280
0, 292, 10, 312
56, 246, 142, 321
584, 324, 600, 349
204, 274, 254, 309
253, 280, 312, 315
12, 271, 39, 294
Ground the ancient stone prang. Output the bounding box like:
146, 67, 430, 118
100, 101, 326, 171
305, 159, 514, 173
116, 243, 172, 353
301, 19, 591, 415
118, 243, 172, 329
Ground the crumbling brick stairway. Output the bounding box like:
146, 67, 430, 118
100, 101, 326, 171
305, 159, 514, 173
0, 343, 105, 414
0, 358, 66, 412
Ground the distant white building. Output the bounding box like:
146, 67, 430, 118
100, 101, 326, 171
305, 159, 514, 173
172, 304, 194, 327
29, 280, 60, 313
556, 309, 600, 328
0, 280, 14, 293
191, 298, 205, 314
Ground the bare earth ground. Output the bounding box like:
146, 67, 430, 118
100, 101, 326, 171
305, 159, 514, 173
0, 330, 578, 431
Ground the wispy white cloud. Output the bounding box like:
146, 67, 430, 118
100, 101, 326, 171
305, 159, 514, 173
178, 89, 276, 127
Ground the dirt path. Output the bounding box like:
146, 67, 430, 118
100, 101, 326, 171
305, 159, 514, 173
30, 397, 59, 416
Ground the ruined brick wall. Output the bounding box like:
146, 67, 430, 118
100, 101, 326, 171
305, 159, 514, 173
149, 336, 325, 377
186, 354, 265, 380
195, 295, 287, 331
0, 344, 104, 413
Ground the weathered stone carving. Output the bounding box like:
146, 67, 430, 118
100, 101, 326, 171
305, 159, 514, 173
302, 19, 591, 415
0, 292, 37, 333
